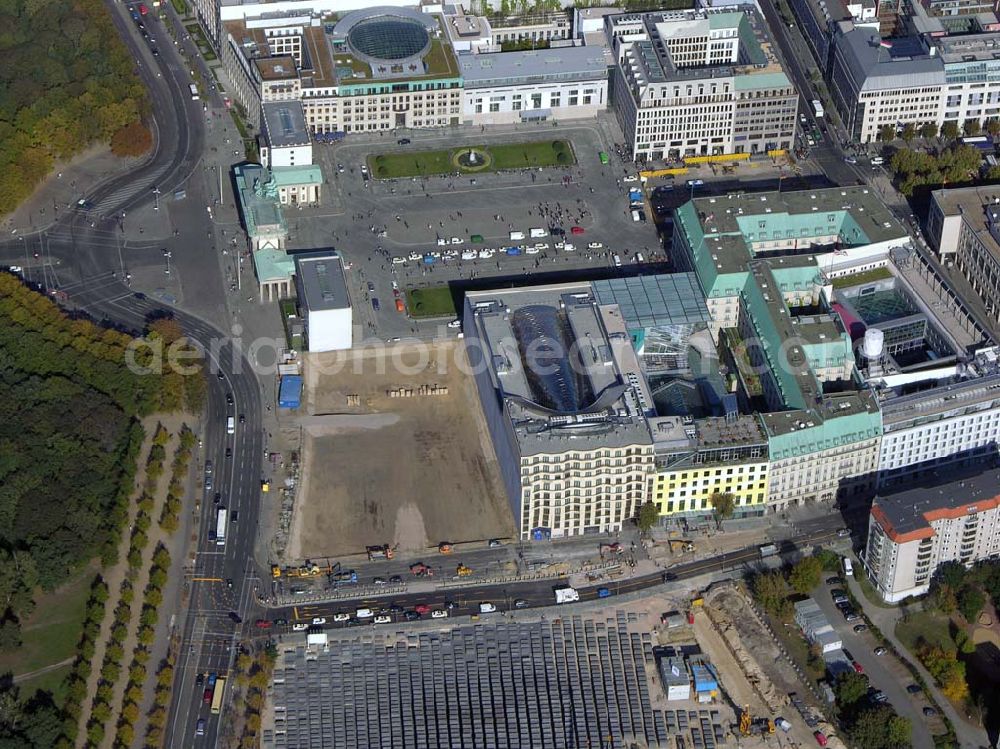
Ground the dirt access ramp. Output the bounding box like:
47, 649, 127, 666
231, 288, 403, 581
287, 339, 514, 559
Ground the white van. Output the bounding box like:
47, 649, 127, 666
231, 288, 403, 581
635, 253, 645, 263
509, 231, 525, 241
529, 228, 547, 238
613, 254, 622, 267
226, 416, 235, 435
631, 210, 641, 222
479, 602, 497, 614
843, 557, 854, 576
871, 156, 884, 166
356, 608, 374, 619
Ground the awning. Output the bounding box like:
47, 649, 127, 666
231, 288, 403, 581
520, 108, 552, 121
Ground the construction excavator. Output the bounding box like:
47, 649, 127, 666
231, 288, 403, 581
738, 706, 774, 736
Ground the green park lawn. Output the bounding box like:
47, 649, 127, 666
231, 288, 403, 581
368, 140, 575, 178
0, 564, 95, 702
896, 609, 956, 654
405, 286, 457, 319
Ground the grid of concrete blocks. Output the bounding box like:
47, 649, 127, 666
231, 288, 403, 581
264, 611, 729, 748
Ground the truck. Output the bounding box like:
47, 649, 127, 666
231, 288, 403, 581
529, 228, 548, 238
366, 544, 395, 561
555, 587, 580, 604
811, 99, 824, 118
759, 543, 778, 558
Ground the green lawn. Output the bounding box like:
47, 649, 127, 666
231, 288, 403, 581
368, 140, 575, 179
896, 610, 955, 654
852, 570, 896, 609
405, 286, 456, 319
831, 266, 893, 289
0, 565, 95, 700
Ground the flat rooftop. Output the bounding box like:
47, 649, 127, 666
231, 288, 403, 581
225, 19, 337, 87
609, 5, 791, 90
591, 273, 710, 328
871, 464, 1000, 544
265, 614, 682, 749
459, 47, 610, 87
255, 54, 298, 80
262, 101, 310, 148
293, 251, 350, 311
683, 186, 906, 275
933, 184, 1000, 264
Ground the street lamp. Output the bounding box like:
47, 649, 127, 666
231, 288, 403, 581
153, 186, 161, 211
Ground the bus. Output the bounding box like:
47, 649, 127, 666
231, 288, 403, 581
210, 677, 225, 715
189, 84, 199, 101
216, 508, 227, 547
811, 99, 824, 118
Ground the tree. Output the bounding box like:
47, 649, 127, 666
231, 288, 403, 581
709, 492, 736, 521
0, 619, 22, 651
935, 561, 967, 591
941, 121, 960, 140
789, 556, 824, 594
835, 671, 869, 708
635, 501, 659, 533
750, 570, 789, 617
110, 120, 152, 158
901, 123, 916, 143
920, 122, 939, 139
879, 124, 897, 142
957, 584, 985, 622
964, 118, 982, 137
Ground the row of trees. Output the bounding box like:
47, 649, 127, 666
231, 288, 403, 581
142, 650, 177, 748
0, 0, 151, 215
879, 118, 1000, 144
112, 543, 171, 749
159, 425, 196, 533
51, 577, 110, 746
227, 646, 278, 748
833, 671, 912, 749
635, 492, 737, 533
83, 425, 169, 746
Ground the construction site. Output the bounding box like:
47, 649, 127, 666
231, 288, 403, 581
284, 340, 514, 562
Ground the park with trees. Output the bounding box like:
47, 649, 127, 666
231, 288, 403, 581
0, 0, 151, 215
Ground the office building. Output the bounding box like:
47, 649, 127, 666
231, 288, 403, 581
464, 283, 656, 539
223, 7, 463, 133
672, 187, 900, 507
293, 251, 353, 352
929, 185, 1000, 327
865, 465, 1000, 601
459, 47, 610, 125
260, 101, 313, 168
605, 7, 798, 161
828, 25, 1000, 142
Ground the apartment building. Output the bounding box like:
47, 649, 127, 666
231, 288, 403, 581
458, 47, 610, 125
865, 465, 1000, 601
464, 283, 656, 540
606, 7, 798, 161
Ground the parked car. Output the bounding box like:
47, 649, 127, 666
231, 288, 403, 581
404, 610, 421, 621
514, 599, 529, 608
312, 617, 326, 625
255, 619, 273, 629
413, 604, 431, 615
397, 138, 411, 145
430, 610, 448, 618
374, 615, 392, 624
853, 624, 868, 633
922, 707, 937, 716
588, 242, 603, 249
292, 623, 308, 631
874, 646, 887, 656
389, 575, 402, 584
333, 613, 350, 622
228, 611, 242, 623
373, 577, 387, 586
906, 684, 922, 694
826, 576, 840, 585
597, 587, 612, 598
852, 661, 864, 674
570, 226, 585, 235
845, 612, 861, 623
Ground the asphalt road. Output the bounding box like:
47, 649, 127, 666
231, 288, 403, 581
257, 514, 847, 633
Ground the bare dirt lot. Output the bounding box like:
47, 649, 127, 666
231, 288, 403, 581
287, 340, 514, 559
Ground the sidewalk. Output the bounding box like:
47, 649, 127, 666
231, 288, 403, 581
843, 573, 991, 749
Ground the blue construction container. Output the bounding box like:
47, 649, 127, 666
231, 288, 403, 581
278, 375, 303, 409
